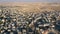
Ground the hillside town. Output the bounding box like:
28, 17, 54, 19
0, 6, 60, 34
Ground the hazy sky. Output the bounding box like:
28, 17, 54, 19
0, 0, 60, 3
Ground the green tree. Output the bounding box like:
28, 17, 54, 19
0, 20, 3, 24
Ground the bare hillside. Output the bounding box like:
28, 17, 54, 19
0, 3, 60, 13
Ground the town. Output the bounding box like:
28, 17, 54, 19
0, 6, 60, 34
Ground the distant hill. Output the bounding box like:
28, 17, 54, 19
0, 2, 60, 12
